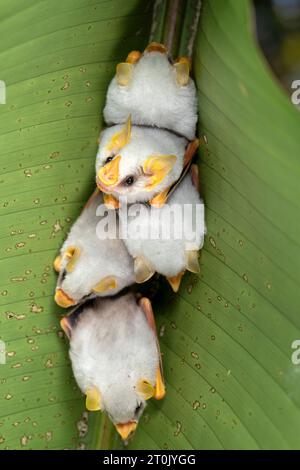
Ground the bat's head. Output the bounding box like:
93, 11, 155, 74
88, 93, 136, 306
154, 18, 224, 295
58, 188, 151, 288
85, 381, 151, 441
60, 295, 164, 441
104, 43, 197, 141
95, 117, 186, 203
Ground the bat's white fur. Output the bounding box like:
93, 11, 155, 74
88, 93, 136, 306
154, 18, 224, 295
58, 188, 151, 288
104, 51, 197, 140
56, 191, 134, 303
120, 172, 206, 277
69, 294, 158, 425
96, 125, 187, 204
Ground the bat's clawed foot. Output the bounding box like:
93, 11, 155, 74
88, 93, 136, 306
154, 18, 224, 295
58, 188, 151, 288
174, 57, 191, 86
116, 62, 133, 86
145, 42, 167, 54
126, 50, 141, 64
186, 250, 200, 274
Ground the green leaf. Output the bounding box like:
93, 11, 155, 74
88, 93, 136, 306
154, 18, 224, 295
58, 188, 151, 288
0, 0, 151, 450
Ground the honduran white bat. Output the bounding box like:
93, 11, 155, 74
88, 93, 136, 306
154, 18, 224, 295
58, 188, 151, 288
96, 42, 198, 209
60, 292, 165, 441
54, 189, 135, 308
119, 165, 205, 292
104, 42, 197, 141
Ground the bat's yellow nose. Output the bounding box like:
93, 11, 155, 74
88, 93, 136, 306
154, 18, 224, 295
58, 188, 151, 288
55, 289, 75, 308
97, 155, 121, 187
115, 421, 137, 441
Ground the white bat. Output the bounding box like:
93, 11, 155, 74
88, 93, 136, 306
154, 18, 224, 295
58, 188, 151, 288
120, 165, 205, 292
60, 292, 165, 441
104, 42, 198, 141
54, 189, 135, 308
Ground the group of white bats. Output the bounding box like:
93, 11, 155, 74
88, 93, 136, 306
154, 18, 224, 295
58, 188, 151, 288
53, 43, 206, 441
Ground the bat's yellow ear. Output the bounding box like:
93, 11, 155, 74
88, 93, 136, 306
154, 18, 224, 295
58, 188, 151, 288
105, 115, 132, 153
63, 246, 81, 273
143, 154, 177, 191
136, 379, 155, 400
92, 276, 117, 294
85, 387, 102, 411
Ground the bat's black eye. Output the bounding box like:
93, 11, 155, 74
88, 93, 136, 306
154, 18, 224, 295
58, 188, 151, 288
125, 175, 135, 186
135, 403, 142, 414
105, 156, 113, 164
